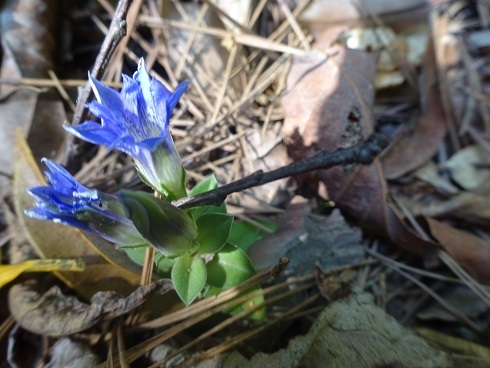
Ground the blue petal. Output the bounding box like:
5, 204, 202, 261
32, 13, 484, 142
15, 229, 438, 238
88, 73, 124, 111
168, 81, 189, 112
64, 121, 122, 148
25, 208, 91, 231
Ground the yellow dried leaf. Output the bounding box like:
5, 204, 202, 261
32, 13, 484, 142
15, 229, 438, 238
0, 258, 85, 288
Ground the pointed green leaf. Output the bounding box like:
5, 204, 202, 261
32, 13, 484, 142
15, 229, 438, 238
188, 175, 218, 196
229, 220, 277, 252
188, 175, 227, 219
121, 245, 151, 266
171, 254, 207, 305
206, 243, 256, 289
196, 213, 233, 254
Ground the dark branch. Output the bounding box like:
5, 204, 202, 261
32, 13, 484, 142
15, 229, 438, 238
173, 133, 389, 209
71, 0, 133, 126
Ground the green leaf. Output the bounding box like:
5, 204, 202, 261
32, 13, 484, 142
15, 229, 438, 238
191, 202, 227, 220
171, 254, 207, 305
196, 214, 233, 254
122, 245, 151, 266
188, 175, 227, 219
187, 175, 218, 196
206, 243, 256, 289
228, 220, 277, 252
205, 285, 266, 321
119, 191, 198, 257
154, 253, 174, 275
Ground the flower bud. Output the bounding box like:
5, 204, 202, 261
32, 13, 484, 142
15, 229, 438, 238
26, 159, 146, 247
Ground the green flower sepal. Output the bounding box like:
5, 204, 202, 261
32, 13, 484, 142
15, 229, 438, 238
118, 190, 198, 257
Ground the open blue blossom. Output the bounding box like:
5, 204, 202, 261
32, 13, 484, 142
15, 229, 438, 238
64, 58, 189, 200
25, 159, 146, 246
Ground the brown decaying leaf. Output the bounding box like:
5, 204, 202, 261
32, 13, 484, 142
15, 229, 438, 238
0, 90, 38, 197
13, 130, 141, 299
381, 37, 447, 179
401, 188, 490, 229
423, 217, 490, 283
249, 196, 364, 280
0, 0, 68, 195
281, 33, 438, 260
248, 196, 311, 271
199, 293, 451, 368
0, 0, 58, 95
8, 279, 173, 336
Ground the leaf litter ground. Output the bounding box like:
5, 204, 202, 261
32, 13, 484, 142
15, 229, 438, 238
2, 1, 490, 367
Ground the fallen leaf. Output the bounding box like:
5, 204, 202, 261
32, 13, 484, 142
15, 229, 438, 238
442, 145, 490, 191
0, 0, 58, 95
248, 196, 364, 275
8, 278, 173, 336
417, 285, 489, 322
0, 258, 85, 289
281, 35, 438, 260
161, 2, 242, 93
401, 190, 490, 228
13, 130, 141, 299
45, 338, 100, 368
298, 1, 429, 35
195, 293, 451, 368
0, 90, 39, 197
423, 217, 490, 282
413, 161, 459, 196
247, 196, 310, 271
231, 123, 293, 209
380, 37, 447, 179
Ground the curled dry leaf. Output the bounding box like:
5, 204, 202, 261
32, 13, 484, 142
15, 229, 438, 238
281, 34, 438, 261
422, 217, 490, 283
8, 278, 173, 336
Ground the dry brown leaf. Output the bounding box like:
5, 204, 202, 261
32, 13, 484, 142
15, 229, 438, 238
443, 145, 490, 191
196, 293, 451, 368
423, 217, 490, 282
281, 35, 438, 260
8, 279, 173, 336
0, 90, 39, 197
0, 0, 58, 95
248, 197, 363, 276
298, 0, 429, 35
401, 191, 490, 228
381, 37, 447, 179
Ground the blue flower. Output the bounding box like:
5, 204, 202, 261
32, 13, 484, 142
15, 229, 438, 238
64, 58, 189, 200
26, 159, 146, 246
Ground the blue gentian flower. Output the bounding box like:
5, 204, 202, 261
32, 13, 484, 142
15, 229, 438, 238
25, 159, 146, 246
64, 58, 189, 200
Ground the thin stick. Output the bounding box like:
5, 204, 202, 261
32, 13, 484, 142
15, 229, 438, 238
72, 0, 133, 126
173, 134, 389, 209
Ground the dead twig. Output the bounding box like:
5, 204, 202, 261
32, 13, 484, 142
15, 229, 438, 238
173, 134, 389, 209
